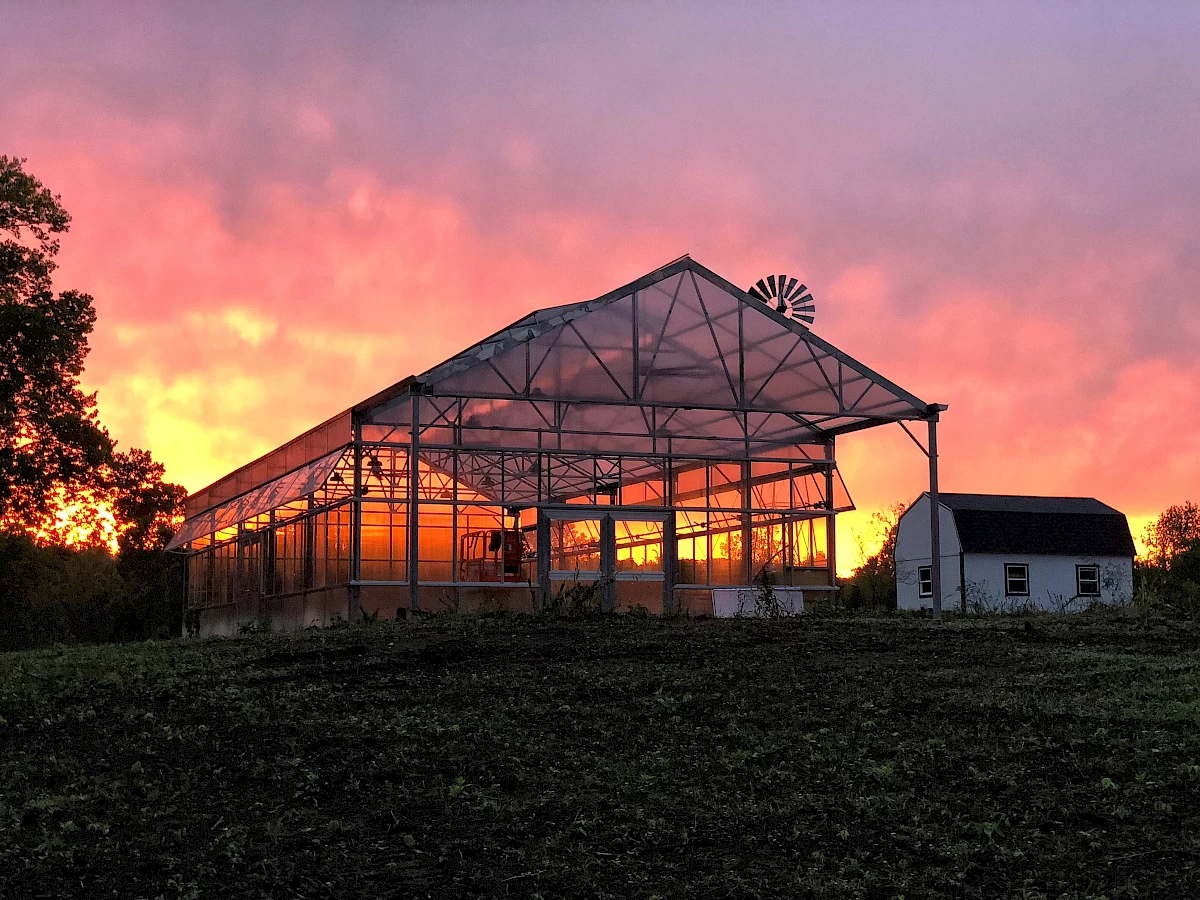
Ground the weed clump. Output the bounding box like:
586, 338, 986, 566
541, 577, 607, 619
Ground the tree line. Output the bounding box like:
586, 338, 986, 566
1, 156, 185, 651
1138, 501, 1200, 611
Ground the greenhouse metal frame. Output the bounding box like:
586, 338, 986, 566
170, 256, 948, 635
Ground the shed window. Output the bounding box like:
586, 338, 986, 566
1005, 563, 1029, 596
918, 565, 933, 597
1076, 565, 1101, 597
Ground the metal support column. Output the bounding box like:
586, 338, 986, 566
928, 414, 942, 621
741, 460, 753, 585
349, 418, 362, 622
825, 438, 837, 587
536, 510, 551, 612
600, 514, 616, 614
232, 522, 243, 623
181, 548, 190, 638
408, 391, 421, 613
663, 459, 676, 616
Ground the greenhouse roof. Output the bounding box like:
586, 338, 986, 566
358, 255, 936, 442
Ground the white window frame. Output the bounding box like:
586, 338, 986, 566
1005, 563, 1029, 596
1076, 564, 1101, 597
917, 565, 933, 598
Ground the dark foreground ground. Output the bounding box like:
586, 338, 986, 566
2, 614, 1200, 899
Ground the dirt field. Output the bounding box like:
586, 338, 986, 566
2, 613, 1199, 898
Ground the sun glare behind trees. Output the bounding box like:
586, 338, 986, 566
0, 156, 184, 549
1, 156, 186, 648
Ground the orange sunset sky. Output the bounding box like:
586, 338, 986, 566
4, 4, 1198, 571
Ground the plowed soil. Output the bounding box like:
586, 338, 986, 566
3, 614, 1199, 898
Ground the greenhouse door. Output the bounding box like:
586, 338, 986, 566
542, 509, 670, 614
610, 512, 669, 614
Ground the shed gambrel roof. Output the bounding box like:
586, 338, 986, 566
935, 493, 1135, 557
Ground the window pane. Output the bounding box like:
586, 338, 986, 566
785, 516, 827, 571
749, 461, 791, 511
750, 515, 785, 578
1077, 566, 1100, 596
676, 511, 708, 585
1005, 564, 1028, 595
615, 519, 664, 574
360, 501, 407, 582
672, 462, 707, 508
458, 505, 530, 583
708, 510, 746, 585
417, 506, 454, 581
314, 503, 351, 588
272, 518, 311, 595
709, 463, 743, 510
550, 518, 602, 573
620, 464, 666, 507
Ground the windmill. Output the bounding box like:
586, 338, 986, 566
747, 275, 815, 327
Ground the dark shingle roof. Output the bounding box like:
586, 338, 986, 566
933, 493, 1136, 557
937, 493, 1121, 516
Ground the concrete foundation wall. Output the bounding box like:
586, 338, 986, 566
357, 584, 539, 618
196, 586, 352, 637
193, 575, 840, 637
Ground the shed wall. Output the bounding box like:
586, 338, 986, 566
894, 494, 962, 611
962, 553, 1133, 612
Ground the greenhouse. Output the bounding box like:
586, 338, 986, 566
169, 256, 947, 635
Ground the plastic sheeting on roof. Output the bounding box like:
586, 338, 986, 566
166, 447, 348, 550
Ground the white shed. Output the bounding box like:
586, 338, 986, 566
894, 493, 1135, 613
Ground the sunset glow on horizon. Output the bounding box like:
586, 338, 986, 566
4, 5, 1197, 573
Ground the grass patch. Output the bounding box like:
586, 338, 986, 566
2, 615, 1200, 897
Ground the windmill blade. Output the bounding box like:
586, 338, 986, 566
747, 273, 817, 328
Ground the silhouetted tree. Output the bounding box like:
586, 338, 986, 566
0, 156, 185, 545
1145, 501, 1200, 569
1134, 501, 1200, 615
0, 155, 112, 529
841, 503, 905, 610
0, 156, 187, 648
105, 447, 188, 552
